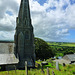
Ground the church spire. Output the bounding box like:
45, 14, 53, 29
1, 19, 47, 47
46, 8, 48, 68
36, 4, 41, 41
15, 0, 35, 68
18, 0, 31, 25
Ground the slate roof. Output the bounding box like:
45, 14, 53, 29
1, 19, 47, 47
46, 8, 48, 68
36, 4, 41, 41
0, 54, 19, 65
63, 54, 75, 61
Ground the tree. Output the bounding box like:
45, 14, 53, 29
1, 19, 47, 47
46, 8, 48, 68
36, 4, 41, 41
34, 37, 54, 60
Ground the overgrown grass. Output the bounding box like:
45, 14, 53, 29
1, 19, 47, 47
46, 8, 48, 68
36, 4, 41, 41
0, 60, 75, 75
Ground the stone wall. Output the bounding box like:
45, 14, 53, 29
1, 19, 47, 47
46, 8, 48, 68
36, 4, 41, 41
0, 41, 14, 54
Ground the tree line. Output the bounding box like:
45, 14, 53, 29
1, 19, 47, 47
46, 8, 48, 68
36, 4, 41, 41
34, 37, 75, 60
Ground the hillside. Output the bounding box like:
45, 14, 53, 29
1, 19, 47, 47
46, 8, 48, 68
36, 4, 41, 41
47, 42, 75, 47
47, 42, 75, 57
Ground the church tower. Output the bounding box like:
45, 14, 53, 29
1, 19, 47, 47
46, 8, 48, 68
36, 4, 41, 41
14, 0, 35, 68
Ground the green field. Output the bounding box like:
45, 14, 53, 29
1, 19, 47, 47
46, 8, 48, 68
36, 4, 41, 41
0, 65, 75, 75
0, 41, 75, 75
47, 42, 75, 47
0, 60, 75, 75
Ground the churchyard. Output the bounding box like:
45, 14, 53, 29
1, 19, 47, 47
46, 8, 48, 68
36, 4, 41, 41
0, 59, 75, 75
0, 40, 75, 75
0, 0, 75, 74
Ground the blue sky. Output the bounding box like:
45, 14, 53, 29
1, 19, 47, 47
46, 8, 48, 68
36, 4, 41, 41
68, 29, 75, 41
70, 0, 75, 5
37, 0, 46, 5
0, 0, 75, 42
38, 0, 75, 5
6, 11, 13, 16
31, 0, 75, 42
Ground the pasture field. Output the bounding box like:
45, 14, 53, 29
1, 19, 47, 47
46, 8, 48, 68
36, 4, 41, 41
47, 42, 75, 47
60, 43, 75, 47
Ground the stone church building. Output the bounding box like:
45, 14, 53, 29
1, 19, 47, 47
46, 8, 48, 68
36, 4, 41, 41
0, 0, 35, 70
14, 0, 35, 69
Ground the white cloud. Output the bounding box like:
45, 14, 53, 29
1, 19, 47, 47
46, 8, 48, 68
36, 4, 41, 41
0, 0, 18, 40
56, 29, 69, 35
30, 0, 75, 41
0, 0, 75, 42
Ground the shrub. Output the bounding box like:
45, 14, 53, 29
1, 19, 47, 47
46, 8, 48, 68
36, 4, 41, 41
34, 37, 54, 60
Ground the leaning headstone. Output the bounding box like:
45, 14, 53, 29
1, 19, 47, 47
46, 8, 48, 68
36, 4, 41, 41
56, 61, 59, 70
25, 61, 28, 75
47, 67, 50, 75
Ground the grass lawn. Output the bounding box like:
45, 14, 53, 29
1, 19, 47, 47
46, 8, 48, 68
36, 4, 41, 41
0, 60, 75, 75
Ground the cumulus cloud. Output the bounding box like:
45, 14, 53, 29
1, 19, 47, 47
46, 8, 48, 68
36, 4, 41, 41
0, 0, 75, 42
0, 0, 19, 40
30, 0, 75, 41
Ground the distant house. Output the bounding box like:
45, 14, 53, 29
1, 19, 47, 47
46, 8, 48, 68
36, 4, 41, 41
54, 54, 75, 64
63, 54, 75, 64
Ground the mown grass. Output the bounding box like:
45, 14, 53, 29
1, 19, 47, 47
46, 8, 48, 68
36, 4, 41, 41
0, 60, 75, 75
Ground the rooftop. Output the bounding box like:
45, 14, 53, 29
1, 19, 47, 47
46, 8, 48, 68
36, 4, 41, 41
63, 54, 75, 61
0, 54, 19, 65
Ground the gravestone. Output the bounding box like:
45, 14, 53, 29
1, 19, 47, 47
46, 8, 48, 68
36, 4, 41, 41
25, 61, 28, 75
56, 61, 59, 70
47, 67, 50, 75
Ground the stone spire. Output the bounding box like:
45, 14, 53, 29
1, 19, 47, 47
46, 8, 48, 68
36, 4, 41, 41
14, 0, 35, 69
17, 0, 31, 26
